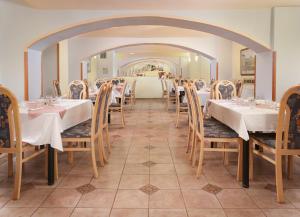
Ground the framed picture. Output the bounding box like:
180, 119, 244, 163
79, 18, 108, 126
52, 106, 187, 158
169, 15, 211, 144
240, 48, 256, 76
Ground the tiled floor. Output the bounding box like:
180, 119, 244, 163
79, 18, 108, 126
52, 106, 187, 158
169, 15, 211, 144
1, 99, 300, 217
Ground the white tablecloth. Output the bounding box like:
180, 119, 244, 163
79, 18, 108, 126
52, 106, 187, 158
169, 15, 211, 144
20, 99, 92, 151
179, 86, 210, 106
208, 100, 278, 141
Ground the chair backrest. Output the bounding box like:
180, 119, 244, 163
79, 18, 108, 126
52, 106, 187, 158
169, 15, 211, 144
91, 83, 107, 136
103, 82, 113, 125
173, 80, 180, 105
0, 86, 22, 150
163, 79, 169, 93
95, 79, 105, 89
215, 80, 237, 100
184, 84, 194, 125
83, 79, 89, 99
210, 80, 218, 99
194, 79, 206, 90
276, 85, 300, 150
189, 84, 205, 139
120, 82, 128, 106
68, 80, 87, 99
52, 80, 62, 97
234, 80, 244, 97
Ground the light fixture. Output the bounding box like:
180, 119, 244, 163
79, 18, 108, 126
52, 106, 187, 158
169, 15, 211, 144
195, 55, 199, 62
188, 57, 191, 63
93, 55, 97, 59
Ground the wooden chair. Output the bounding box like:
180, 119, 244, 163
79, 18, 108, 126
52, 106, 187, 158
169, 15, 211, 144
52, 80, 62, 97
210, 80, 218, 99
249, 85, 300, 203
125, 79, 137, 108
174, 80, 188, 128
68, 80, 87, 99
184, 83, 196, 155
109, 82, 127, 127
188, 84, 243, 179
0, 86, 46, 200
83, 79, 89, 99
215, 80, 237, 100
58, 83, 108, 178
161, 78, 168, 105
102, 82, 113, 156
194, 79, 206, 90
95, 79, 105, 89
234, 80, 244, 97
164, 79, 176, 111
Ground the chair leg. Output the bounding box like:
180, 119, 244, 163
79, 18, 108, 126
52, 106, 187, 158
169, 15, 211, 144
90, 142, 98, 178
54, 150, 59, 180
105, 126, 111, 154
97, 137, 105, 167
237, 142, 243, 181
67, 152, 74, 165
249, 140, 254, 181
287, 155, 294, 180
175, 108, 180, 128
275, 153, 285, 203
121, 109, 125, 127
223, 143, 229, 165
186, 126, 191, 153
189, 133, 196, 161
12, 152, 22, 200
196, 140, 205, 178
8, 153, 13, 177
44, 148, 48, 178
192, 136, 198, 167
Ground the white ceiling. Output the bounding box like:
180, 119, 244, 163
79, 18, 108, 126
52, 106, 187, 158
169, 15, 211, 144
16, 0, 300, 10
81, 26, 211, 38
114, 44, 192, 58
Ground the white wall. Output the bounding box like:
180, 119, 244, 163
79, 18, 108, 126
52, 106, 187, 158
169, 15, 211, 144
187, 53, 211, 82
0, 0, 272, 99
41, 44, 58, 96
273, 7, 300, 100
27, 49, 42, 100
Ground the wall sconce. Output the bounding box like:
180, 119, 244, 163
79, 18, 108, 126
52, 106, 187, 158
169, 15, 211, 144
195, 55, 199, 62
188, 57, 191, 63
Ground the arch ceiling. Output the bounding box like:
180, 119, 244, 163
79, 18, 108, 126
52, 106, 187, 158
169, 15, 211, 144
85, 43, 216, 61
28, 16, 271, 53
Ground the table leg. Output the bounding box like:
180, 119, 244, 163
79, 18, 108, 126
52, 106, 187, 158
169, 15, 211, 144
242, 140, 249, 188
48, 145, 55, 185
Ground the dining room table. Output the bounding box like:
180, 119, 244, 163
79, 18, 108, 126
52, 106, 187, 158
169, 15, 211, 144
207, 98, 279, 188
19, 98, 93, 185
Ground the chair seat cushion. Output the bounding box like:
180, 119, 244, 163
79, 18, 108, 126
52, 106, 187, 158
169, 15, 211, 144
61, 119, 91, 138
110, 103, 121, 107
251, 133, 276, 148
203, 118, 239, 138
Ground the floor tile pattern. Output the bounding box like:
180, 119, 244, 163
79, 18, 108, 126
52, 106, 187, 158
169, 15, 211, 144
0, 99, 300, 216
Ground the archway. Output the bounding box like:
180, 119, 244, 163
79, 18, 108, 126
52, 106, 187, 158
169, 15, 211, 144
25, 15, 274, 100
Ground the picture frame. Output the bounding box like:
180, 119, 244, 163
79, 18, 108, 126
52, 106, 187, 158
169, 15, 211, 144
240, 48, 256, 76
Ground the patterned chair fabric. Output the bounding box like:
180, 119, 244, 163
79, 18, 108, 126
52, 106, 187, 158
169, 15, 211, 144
61, 119, 91, 138
95, 80, 105, 89
235, 80, 243, 97
69, 83, 84, 99
216, 80, 236, 100
204, 118, 239, 138
0, 94, 11, 148
251, 133, 276, 148
195, 80, 206, 90
286, 94, 300, 149
103, 86, 112, 124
